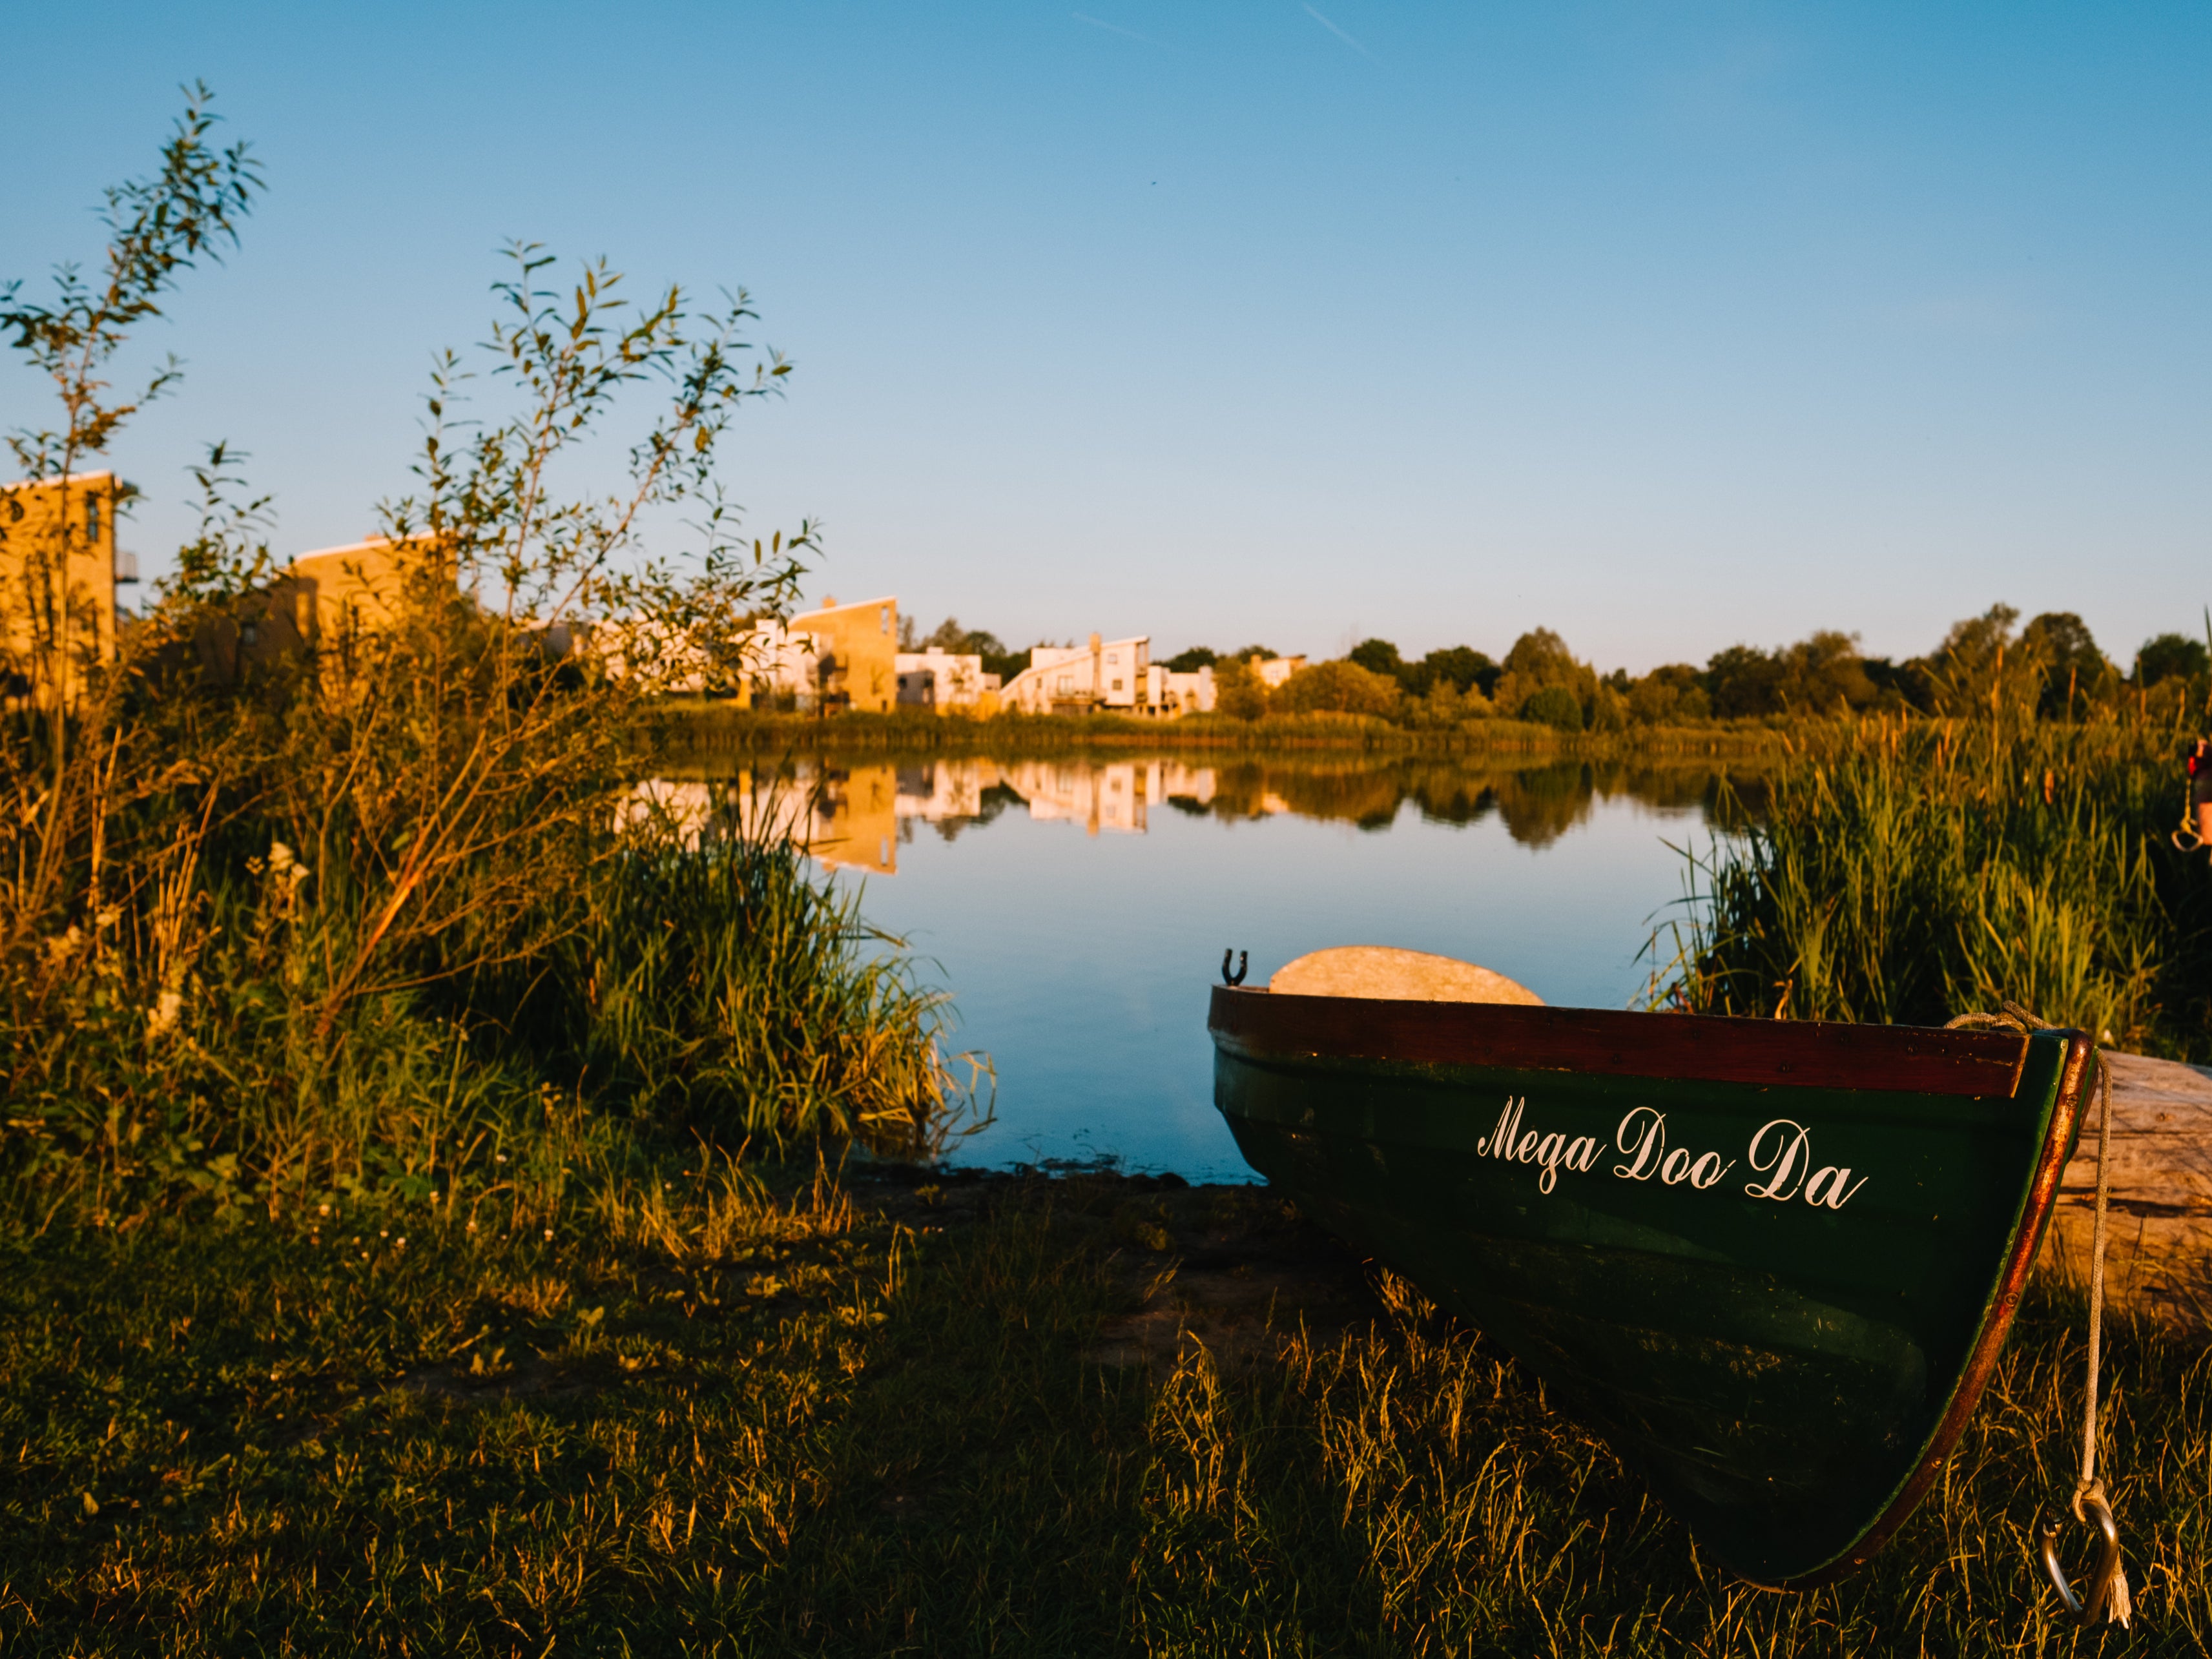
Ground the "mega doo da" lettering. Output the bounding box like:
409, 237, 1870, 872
1475, 1098, 1870, 1211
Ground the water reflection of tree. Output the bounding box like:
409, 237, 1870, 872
1154, 756, 1759, 844
1478, 765, 1593, 847
933, 783, 1024, 843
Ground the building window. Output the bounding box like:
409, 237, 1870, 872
1107, 652, 1118, 665
880, 606, 890, 634
1055, 675, 1072, 694
85, 495, 100, 545
1111, 678, 1122, 691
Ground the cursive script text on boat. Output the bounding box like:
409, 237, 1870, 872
1475, 1097, 1602, 1193
1613, 1106, 1736, 1191
1742, 1117, 1868, 1210
1476, 1098, 1870, 1210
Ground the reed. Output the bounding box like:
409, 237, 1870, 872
562, 836, 989, 1159
1650, 702, 2212, 1055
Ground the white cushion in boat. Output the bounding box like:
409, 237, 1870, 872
1268, 945, 1544, 1005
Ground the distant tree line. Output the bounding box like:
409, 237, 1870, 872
1197, 606, 2208, 729
907, 607, 2209, 730
900, 616, 1036, 685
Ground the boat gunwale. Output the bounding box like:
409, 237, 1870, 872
1209, 986, 2031, 1099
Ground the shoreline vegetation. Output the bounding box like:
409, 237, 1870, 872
652, 703, 1792, 758
9, 96, 2212, 1653
1652, 694, 2212, 1062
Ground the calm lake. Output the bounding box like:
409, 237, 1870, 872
648, 751, 1758, 1182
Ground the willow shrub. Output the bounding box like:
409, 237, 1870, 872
1651, 704, 2212, 1053
1, 102, 971, 1217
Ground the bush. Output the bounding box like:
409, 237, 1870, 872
1214, 657, 1269, 720
1270, 659, 1401, 717
1520, 685, 1584, 731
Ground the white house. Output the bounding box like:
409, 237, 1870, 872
731, 619, 826, 706
895, 646, 996, 710
1000, 633, 1152, 714
1158, 666, 1215, 714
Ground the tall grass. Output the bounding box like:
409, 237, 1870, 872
1651, 704, 2212, 1053
562, 837, 987, 1158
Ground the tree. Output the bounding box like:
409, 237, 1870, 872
1422, 645, 1498, 699
1936, 603, 2019, 675
1213, 655, 1268, 719
278, 244, 815, 1040
1502, 627, 1578, 686
1918, 604, 2049, 716
1628, 663, 1710, 724
1490, 628, 1595, 723
2019, 611, 2109, 716
2135, 632, 2209, 688
1521, 685, 1584, 731
1408, 674, 1493, 725
1858, 655, 1938, 712
1349, 641, 1501, 702
1349, 638, 1407, 681
4, 109, 816, 1073
1163, 644, 1218, 674
1774, 630, 1876, 713
1270, 658, 1401, 717
907, 617, 1026, 681
1, 85, 265, 986
1704, 644, 1782, 719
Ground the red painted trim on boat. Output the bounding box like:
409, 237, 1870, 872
1209, 987, 2031, 1099
1773, 1028, 2097, 1590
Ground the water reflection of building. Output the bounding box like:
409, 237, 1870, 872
623, 768, 900, 874
893, 759, 1195, 838
894, 761, 987, 821
641, 755, 1657, 867
980, 759, 1222, 835
633, 759, 1733, 872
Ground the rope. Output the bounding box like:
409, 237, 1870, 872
2177, 738, 2208, 854
1947, 1002, 2130, 1627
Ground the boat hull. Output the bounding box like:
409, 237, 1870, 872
1209, 987, 2093, 1587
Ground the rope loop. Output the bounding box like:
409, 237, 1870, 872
1946, 1003, 2129, 1628
2070, 1474, 2107, 1525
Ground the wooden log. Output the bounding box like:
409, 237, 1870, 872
2041, 1051, 2212, 1325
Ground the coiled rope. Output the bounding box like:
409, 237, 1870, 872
2176, 738, 2208, 855
1946, 1002, 2129, 1627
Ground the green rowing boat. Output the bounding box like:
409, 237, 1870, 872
1208, 973, 2094, 1587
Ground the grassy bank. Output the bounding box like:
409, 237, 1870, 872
3, 1159, 2204, 1654
655, 703, 1788, 760
1655, 703, 2212, 1058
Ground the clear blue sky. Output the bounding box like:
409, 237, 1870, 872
4, 2, 2206, 672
